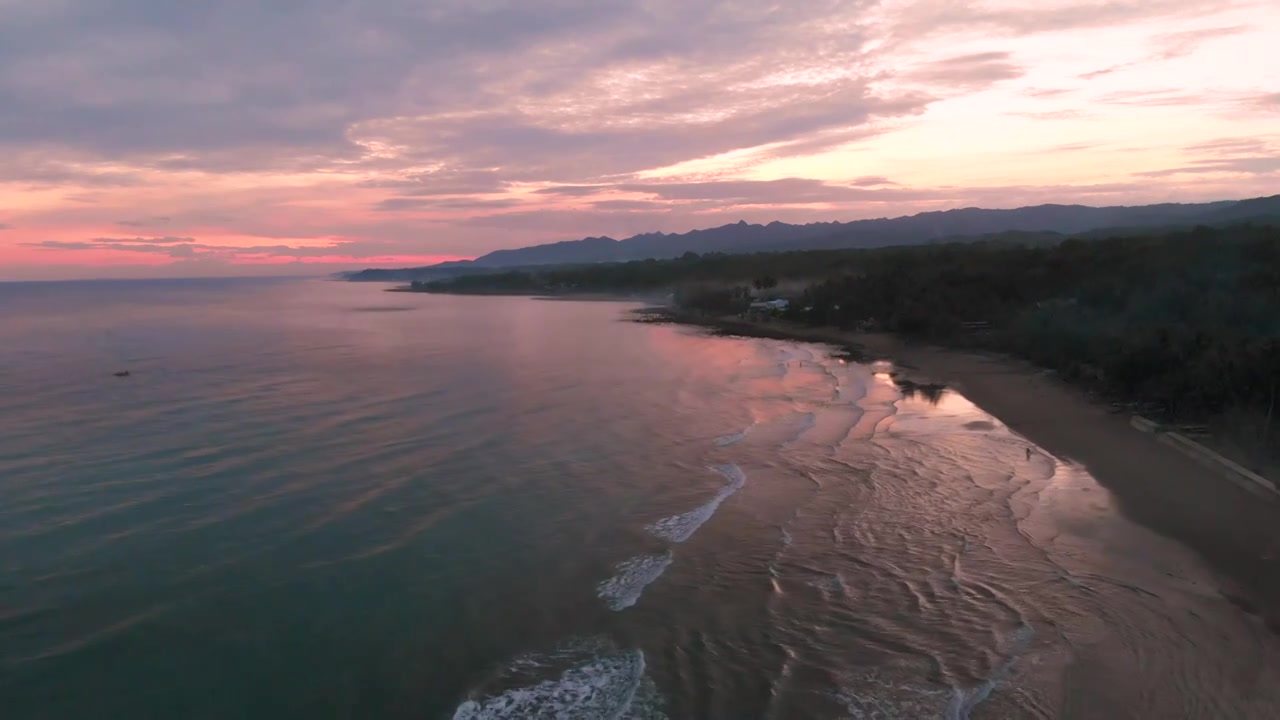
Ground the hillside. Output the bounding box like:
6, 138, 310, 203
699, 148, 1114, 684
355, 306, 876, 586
341, 195, 1280, 280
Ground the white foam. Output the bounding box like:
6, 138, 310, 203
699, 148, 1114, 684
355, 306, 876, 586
647, 504, 718, 544
837, 673, 950, 719
711, 463, 747, 487
836, 623, 1035, 719
453, 649, 646, 720
647, 465, 746, 543
944, 623, 1035, 720
714, 426, 751, 446
597, 552, 673, 611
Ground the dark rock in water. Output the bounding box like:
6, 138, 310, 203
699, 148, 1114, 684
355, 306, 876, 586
113, 370, 131, 377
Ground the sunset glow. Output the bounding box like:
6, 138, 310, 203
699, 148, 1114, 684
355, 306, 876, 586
1, 0, 1277, 280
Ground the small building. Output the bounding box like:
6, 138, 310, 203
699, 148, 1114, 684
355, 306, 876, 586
748, 299, 789, 312
746, 298, 789, 320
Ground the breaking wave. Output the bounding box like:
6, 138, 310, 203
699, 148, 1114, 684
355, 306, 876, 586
945, 623, 1036, 720
647, 465, 746, 543
597, 552, 673, 611
452, 641, 663, 719
714, 426, 752, 446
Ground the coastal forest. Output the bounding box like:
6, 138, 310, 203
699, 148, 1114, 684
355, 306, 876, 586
415, 224, 1280, 465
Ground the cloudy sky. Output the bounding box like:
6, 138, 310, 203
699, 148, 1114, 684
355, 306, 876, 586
1, 0, 1277, 280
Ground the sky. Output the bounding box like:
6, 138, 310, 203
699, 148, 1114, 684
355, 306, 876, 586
1, 0, 1277, 280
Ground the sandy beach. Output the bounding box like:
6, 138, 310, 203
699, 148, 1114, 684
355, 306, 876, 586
664, 313, 1280, 632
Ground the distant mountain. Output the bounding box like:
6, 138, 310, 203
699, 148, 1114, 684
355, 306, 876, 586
334, 264, 500, 282
1198, 194, 1280, 224
342, 195, 1279, 281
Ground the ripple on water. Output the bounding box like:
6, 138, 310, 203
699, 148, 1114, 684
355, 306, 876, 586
782, 412, 817, 445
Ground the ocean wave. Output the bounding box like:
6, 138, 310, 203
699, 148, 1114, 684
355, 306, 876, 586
837, 672, 951, 719
7, 605, 168, 665
453, 646, 651, 720
714, 427, 751, 446
646, 465, 746, 543
945, 622, 1035, 720
597, 552, 673, 611
710, 463, 747, 489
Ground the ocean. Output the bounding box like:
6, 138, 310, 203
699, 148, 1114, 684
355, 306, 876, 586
2, 278, 1278, 718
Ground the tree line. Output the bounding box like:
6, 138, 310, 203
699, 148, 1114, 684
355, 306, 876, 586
416, 224, 1280, 462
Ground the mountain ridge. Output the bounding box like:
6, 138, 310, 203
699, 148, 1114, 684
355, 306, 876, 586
340, 194, 1280, 281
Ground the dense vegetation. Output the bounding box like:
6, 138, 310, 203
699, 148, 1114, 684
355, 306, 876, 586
796, 226, 1276, 411
408, 249, 863, 295
417, 224, 1280, 462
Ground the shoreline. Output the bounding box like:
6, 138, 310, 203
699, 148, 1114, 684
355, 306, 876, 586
387, 287, 668, 303
650, 309, 1280, 631
533, 292, 669, 303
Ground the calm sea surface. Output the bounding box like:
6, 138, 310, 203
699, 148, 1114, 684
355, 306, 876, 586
2, 278, 1278, 718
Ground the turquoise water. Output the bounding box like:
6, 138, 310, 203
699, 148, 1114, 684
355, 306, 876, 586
2, 279, 1278, 718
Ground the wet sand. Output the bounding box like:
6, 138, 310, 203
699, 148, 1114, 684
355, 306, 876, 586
667, 313, 1280, 632
855, 333, 1280, 626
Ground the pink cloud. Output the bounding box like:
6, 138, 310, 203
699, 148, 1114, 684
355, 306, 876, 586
0, 0, 1276, 278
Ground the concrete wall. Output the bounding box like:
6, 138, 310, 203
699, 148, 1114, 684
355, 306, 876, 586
1129, 414, 1276, 499
1156, 429, 1278, 500
1130, 416, 1160, 433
